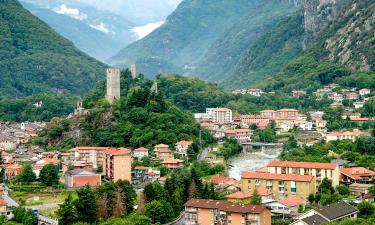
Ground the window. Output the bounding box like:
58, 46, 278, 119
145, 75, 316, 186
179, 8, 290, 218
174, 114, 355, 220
291, 187, 297, 193
255, 179, 260, 185
248, 180, 251, 184
278, 181, 285, 186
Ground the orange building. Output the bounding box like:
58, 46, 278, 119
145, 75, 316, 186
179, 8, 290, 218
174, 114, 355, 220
154, 144, 174, 160
340, 167, 375, 185
161, 158, 184, 169
67, 147, 108, 170
4, 163, 23, 179
65, 169, 101, 188
104, 148, 132, 182
185, 199, 271, 225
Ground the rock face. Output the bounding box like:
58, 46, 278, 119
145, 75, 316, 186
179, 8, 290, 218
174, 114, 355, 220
303, 0, 339, 46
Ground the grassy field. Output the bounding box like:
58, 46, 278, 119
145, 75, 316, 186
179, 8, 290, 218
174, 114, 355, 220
10, 190, 77, 218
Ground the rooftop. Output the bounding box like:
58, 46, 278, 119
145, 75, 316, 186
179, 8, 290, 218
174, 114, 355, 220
134, 147, 148, 152
162, 158, 183, 164
185, 199, 266, 214
340, 167, 375, 180
279, 195, 305, 207
267, 160, 337, 170
242, 172, 313, 182
302, 214, 328, 225
66, 169, 99, 176
176, 140, 193, 145
105, 148, 131, 156
316, 201, 358, 221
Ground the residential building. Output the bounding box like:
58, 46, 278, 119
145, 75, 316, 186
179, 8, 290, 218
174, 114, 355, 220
346, 92, 359, 100
161, 158, 184, 169
325, 130, 366, 142
299, 122, 313, 131
32, 158, 60, 177
154, 144, 173, 160
104, 148, 132, 182
209, 108, 233, 124
348, 183, 373, 196
266, 160, 340, 188
185, 199, 271, 225
240, 115, 271, 127
65, 169, 101, 188
133, 147, 149, 159
68, 147, 107, 170
175, 140, 193, 157
133, 166, 150, 181
224, 129, 252, 143
260, 110, 277, 119
226, 186, 273, 204
241, 172, 315, 200
359, 88, 371, 96
291, 201, 358, 225
277, 109, 299, 119
340, 167, 375, 184
353, 101, 365, 109
4, 163, 23, 179
248, 89, 264, 97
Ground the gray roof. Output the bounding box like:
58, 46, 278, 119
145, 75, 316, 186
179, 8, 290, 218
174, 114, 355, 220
66, 169, 98, 176
316, 201, 358, 221
302, 214, 328, 225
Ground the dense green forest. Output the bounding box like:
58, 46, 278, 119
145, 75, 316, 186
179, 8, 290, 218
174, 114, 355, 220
223, 13, 304, 88
0, 0, 105, 98
0, 94, 76, 122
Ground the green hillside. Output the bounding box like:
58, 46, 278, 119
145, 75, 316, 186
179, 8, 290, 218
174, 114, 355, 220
0, 0, 106, 98
223, 13, 305, 88
109, 0, 301, 79
259, 0, 375, 92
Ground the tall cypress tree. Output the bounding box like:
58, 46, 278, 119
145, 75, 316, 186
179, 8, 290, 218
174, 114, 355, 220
57, 194, 77, 225
75, 185, 97, 224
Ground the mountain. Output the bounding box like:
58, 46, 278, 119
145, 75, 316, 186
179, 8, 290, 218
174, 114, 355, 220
20, 0, 182, 61
109, 0, 302, 78
259, 0, 375, 92
0, 0, 106, 98
21, 2, 129, 61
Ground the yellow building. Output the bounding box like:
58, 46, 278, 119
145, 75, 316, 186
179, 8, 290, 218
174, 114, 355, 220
104, 148, 132, 182
241, 172, 316, 201
185, 199, 271, 225
266, 161, 340, 188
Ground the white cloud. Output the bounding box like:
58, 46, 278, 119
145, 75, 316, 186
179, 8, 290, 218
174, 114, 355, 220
54, 4, 88, 20
89, 22, 110, 34
132, 21, 164, 39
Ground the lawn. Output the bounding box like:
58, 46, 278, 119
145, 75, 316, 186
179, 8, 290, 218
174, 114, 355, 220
10, 190, 77, 218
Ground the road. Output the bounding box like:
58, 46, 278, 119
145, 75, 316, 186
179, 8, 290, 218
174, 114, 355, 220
197, 147, 210, 160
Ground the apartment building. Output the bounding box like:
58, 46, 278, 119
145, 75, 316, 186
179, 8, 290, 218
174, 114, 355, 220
207, 108, 233, 124
242, 172, 315, 200
266, 161, 340, 188
185, 199, 271, 225
175, 140, 193, 157
68, 147, 108, 170
103, 148, 132, 182
154, 144, 174, 160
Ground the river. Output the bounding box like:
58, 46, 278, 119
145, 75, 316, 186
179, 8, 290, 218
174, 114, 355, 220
228, 152, 278, 180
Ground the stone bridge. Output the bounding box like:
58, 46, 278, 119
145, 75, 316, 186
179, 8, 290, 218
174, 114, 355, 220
242, 142, 283, 156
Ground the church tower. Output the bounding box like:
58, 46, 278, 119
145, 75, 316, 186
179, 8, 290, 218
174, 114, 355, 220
106, 68, 121, 104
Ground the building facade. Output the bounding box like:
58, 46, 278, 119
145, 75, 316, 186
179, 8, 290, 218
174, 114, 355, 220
104, 148, 132, 182
106, 68, 121, 104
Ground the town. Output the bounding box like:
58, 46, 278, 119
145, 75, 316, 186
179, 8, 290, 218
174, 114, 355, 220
0, 68, 373, 225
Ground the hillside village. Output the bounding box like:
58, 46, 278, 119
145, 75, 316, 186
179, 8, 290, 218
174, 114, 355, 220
0, 68, 373, 225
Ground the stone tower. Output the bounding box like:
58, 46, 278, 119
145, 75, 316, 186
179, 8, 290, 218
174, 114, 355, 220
130, 64, 137, 79
151, 81, 158, 94
106, 68, 121, 104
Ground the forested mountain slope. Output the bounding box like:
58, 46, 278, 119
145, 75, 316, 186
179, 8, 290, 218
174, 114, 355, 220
259, 0, 375, 92
0, 0, 106, 98
109, 0, 302, 79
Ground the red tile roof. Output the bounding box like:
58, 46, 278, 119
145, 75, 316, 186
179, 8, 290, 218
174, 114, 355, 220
134, 166, 149, 171
267, 160, 337, 170
340, 167, 375, 180
226, 187, 272, 199
134, 147, 148, 152
70, 147, 109, 152
0, 198, 6, 206
210, 176, 237, 184
176, 140, 193, 145
241, 172, 313, 182
155, 143, 169, 148
105, 148, 131, 156
279, 195, 305, 207
162, 158, 183, 164
185, 199, 266, 214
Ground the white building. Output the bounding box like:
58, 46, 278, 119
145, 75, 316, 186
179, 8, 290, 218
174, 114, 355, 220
299, 122, 313, 131
359, 88, 371, 96
207, 108, 233, 124
133, 147, 149, 159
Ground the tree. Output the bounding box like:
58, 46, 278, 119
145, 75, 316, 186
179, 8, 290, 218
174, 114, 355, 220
116, 180, 137, 215
308, 194, 315, 204
75, 186, 97, 224
145, 200, 174, 224
13, 207, 37, 225
298, 204, 304, 213
17, 164, 36, 183
99, 213, 152, 225
250, 189, 261, 205
143, 182, 167, 203
57, 194, 77, 225
96, 193, 109, 220
172, 188, 184, 215
39, 164, 59, 186
357, 201, 375, 217
112, 191, 125, 217
368, 186, 375, 196
336, 185, 350, 196
318, 178, 335, 194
